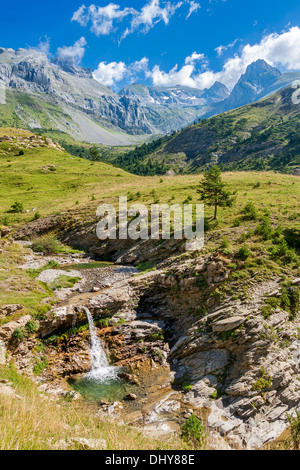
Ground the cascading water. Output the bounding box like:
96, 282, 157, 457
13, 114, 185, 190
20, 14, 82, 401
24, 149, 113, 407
82, 306, 118, 383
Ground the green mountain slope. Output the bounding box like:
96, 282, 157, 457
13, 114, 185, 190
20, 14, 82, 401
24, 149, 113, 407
116, 86, 300, 174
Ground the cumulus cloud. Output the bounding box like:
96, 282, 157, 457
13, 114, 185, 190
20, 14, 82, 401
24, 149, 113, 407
93, 57, 149, 87
72, 4, 134, 36
72, 1, 201, 40
211, 26, 300, 89
92, 27, 300, 91
148, 26, 300, 90
56, 37, 87, 64
121, 0, 183, 40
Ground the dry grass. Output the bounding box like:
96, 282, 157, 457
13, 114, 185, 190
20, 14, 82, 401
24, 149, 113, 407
0, 365, 186, 450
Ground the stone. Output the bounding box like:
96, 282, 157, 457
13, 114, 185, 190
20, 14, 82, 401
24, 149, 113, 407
212, 316, 244, 333
0, 304, 24, 317
124, 393, 137, 401
0, 315, 32, 341
72, 438, 107, 450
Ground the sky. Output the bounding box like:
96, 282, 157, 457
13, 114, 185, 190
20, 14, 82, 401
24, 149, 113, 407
1, 0, 300, 91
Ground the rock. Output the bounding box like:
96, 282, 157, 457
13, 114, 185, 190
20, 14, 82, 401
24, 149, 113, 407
182, 349, 230, 380
117, 372, 140, 385
88, 287, 131, 315
124, 393, 137, 401
0, 315, 32, 341
71, 437, 107, 450
1, 227, 11, 238
0, 304, 24, 317
212, 316, 244, 333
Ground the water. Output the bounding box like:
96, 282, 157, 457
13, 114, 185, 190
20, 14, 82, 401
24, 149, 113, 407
82, 306, 118, 383
62, 261, 112, 270
70, 306, 135, 402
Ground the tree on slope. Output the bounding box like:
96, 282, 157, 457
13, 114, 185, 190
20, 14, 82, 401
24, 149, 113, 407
197, 166, 234, 220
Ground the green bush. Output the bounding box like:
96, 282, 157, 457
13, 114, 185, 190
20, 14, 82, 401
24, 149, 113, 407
255, 216, 273, 240
25, 320, 39, 334
12, 328, 25, 342
242, 201, 257, 220
31, 235, 61, 255
236, 245, 251, 260
286, 411, 300, 450
181, 415, 207, 448
10, 201, 24, 213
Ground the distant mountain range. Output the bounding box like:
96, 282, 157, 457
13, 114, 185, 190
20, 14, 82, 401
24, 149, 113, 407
1, 48, 300, 146
110, 85, 300, 175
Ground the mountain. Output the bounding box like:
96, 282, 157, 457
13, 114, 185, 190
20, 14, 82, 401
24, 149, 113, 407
206, 60, 282, 117
112, 85, 300, 174
0, 47, 156, 145
1, 49, 300, 147
119, 82, 230, 133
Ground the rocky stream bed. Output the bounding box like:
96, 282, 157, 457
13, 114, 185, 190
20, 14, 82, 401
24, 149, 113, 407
1, 243, 300, 450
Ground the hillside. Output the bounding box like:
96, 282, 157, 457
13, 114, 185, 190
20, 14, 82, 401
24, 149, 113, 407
0, 128, 299, 450
0, 48, 156, 145
117, 86, 300, 175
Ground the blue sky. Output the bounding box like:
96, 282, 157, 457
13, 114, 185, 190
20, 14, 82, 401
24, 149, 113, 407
1, 0, 300, 91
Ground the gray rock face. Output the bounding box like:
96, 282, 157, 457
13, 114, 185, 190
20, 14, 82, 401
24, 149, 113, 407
119, 82, 230, 133
0, 47, 155, 143
207, 59, 282, 116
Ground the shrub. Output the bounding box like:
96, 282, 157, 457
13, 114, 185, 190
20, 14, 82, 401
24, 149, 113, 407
181, 415, 207, 448
12, 328, 24, 342
31, 235, 61, 255
286, 411, 300, 450
252, 367, 272, 394
10, 201, 24, 213
221, 237, 229, 249
270, 239, 296, 263
255, 216, 273, 240
236, 246, 251, 260
242, 201, 257, 220
25, 320, 39, 334
33, 212, 41, 221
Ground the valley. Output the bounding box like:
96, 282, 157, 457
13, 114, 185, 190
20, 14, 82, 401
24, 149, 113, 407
0, 125, 299, 450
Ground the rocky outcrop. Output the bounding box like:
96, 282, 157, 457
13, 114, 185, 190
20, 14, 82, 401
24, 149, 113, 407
0, 47, 155, 142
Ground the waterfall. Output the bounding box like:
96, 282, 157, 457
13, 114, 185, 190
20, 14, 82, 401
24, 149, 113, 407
82, 306, 118, 383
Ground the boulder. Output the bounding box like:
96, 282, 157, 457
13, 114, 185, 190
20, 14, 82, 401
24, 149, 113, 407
0, 315, 32, 341
0, 304, 24, 317
212, 316, 244, 333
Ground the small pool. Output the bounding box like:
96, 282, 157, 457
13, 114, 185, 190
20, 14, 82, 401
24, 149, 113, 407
62, 261, 112, 271
69, 374, 137, 403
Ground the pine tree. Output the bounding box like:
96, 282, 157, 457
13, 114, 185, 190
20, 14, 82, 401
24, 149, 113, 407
197, 166, 234, 220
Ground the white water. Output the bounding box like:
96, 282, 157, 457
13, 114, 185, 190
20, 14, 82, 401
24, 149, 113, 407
82, 306, 118, 383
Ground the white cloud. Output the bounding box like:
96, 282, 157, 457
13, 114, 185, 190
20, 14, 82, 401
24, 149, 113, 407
185, 51, 205, 64
211, 26, 300, 89
121, 0, 183, 40
186, 1, 200, 19
72, 4, 135, 36
56, 37, 87, 64
92, 27, 300, 91
93, 57, 149, 87
215, 38, 238, 57
72, 1, 201, 40
93, 60, 127, 86
36, 37, 51, 56
148, 26, 300, 90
